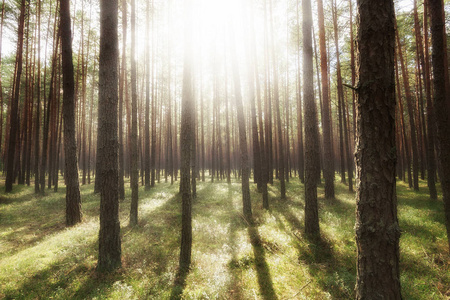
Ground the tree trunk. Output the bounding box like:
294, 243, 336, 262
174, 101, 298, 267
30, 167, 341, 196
60, 0, 82, 226
179, 0, 193, 271
129, 0, 139, 226
0, 0, 4, 169
5, 0, 26, 193
395, 50, 413, 188
117, 0, 127, 199
34, 0, 41, 194
396, 24, 419, 191
230, 25, 252, 221
421, 0, 437, 200
317, 0, 334, 199
303, 0, 321, 239
429, 0, 450, 252
296, 0, 304, 184
151, 0, 156, 187
355, 0, 402, 297
97, 0, 121, 272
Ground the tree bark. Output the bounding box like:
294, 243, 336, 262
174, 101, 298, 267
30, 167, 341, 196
230, 26, 252, 221
60, 0, 82, 226
296, 0, 304, 184
396, 24, 419, 191
179, 0, 194, 272
303, 0, 321, 239
421, 0, 437, 200
34, 0, 41, 194
97, 0, 121, 272
355, 0, 402, 297
5, 0, 26, 193
429, 0, 450, 252
317, 0, 335, 199
129, 0, 139, 226
117, 0, 127, 199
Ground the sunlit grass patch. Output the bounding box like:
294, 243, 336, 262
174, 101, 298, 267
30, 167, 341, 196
0, 175, 449, 299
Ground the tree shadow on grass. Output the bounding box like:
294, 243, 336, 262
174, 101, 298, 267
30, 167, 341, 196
169, 265, 190, 300
272, 197, 355, 298
248, 225, 278, 300
2, 238, 99, 300
0, 187, 70, 257
226, 186, 248, 299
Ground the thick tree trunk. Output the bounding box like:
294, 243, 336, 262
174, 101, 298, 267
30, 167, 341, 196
97, 0, 121, 272
60, 0, 82, 226
355, 0, 402, 298
429, 0, 450, 252
179, 0, 195, 272
303, 0, 320, 239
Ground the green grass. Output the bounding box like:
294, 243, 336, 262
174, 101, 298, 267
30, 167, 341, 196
0, 175, 449, 299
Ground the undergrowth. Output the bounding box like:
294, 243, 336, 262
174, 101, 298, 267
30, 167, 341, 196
0, 175, 448, 299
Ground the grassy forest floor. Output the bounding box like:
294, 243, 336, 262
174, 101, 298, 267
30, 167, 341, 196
0, 175, 449, 299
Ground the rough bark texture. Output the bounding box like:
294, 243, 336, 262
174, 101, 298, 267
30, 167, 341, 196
429, 0, 450, 252
317, 0, 335, 199
303, 0, 320, 239
60, 0, 82, 226
97, 0, 121, 272
355, 0, 401, 298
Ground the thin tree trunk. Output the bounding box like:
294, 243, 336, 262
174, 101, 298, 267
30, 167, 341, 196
5, 0, 26, 193
0, 0, 5, 168
34, 0, 41, 194
129, 0, 139, 226
269, 0, 285, 199
151, 14, 157, 187
317, 0, 335, 198
421, 0, 437, 200
144, 1, 151, 189
296, 0, 304, 183
396, 24, 419, 191
230, 25, 252, 221
395, 49, 413, 188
